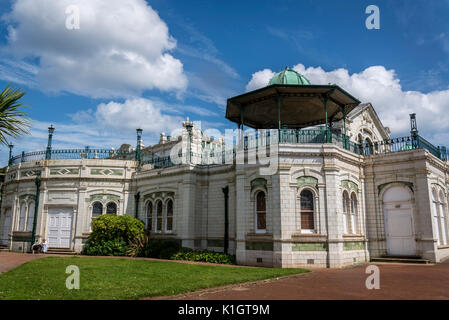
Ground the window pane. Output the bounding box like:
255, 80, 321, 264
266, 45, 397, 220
106, 202, 117, 214
257, 212, 266, 230
256, 192, 266, 211
300, 190, 313, 210
301, 212, 314, 230
166, 200, 173, 231
157, 201, 163, 231
146, 202, 152, 230
26, 202, 35, 232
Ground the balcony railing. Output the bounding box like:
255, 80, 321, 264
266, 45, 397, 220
8, 130, 449, 169
10, 148, 135, 165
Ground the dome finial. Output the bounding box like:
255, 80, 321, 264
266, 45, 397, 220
285, 66, 289, 70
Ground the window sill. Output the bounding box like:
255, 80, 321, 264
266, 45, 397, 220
246, 233, 273, 241
343, 234, 365, 239
291, 233, 327, 242
438, 245, 449, 249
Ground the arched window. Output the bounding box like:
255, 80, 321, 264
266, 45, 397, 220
146, 202, 153, 231
342, 191, 350, 234
439, 192, 447, 245
432, 190, 441, 245
255, 191, 266, 232
26, 202, 35, 232
18, 203, 26, 231
156, 200, 163, 232
106, 202, 117, 214
350, 193, 358, 234
166, 199, 173, 232
300, 189, 315, 233
364, 138, 373, 155
92, 202, 103, 220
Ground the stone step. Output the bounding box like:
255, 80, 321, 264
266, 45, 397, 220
371, 256, 431, 264
46, 248, 78, 255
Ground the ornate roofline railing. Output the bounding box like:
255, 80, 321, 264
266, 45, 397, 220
8, 130, 449, 169
10, 148, 136, 165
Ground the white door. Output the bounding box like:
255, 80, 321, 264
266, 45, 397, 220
383, 186, 416, 256
1, 209, 11, 246
47, 208, 73, 248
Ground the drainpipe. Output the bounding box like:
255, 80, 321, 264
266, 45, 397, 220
134, 192, 140, 219
31, 171, 41, 247
222, 186, 229, 254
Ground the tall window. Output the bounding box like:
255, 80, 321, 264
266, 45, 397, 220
364, 138, 373, 155
92, 202, 103, 220
146, 202, 153, 231
342, 191, 350, 234
18, 203, 26, 231
255, 191, 266, 232
350, 193, 358, 234
439, 192, 448, 245
300, 189, 315, 232
106, 202, 117, 214
432, 190, 441, 245
166, 199, 173, 232
156, 200, 163, 232
26, 202, 35, 232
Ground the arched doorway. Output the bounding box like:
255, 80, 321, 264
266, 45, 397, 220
382, 185, 416, 256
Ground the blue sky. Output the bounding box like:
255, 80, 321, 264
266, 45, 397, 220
0, 0, 449, 164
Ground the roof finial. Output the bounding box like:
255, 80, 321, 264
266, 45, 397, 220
285, 66, 289, 70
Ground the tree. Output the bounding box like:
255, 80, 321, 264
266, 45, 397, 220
0, 84, 30, 146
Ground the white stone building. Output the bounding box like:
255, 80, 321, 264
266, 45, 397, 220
1, 68, 449, 268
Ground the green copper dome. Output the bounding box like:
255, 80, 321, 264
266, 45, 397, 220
269, 66, 311, 86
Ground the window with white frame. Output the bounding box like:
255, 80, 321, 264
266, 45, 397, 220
165, 199, 173, 232
156, 200, 163, 232
432, 190, 442, 245
255, 191, 266, 233
146, 201, 153, 231
342, 191, 350, 234
106, 202, 117, 214
300, 189, 315, 233
26, 202, 35, 232
438, 191, 448, 245
350, 193, 359, 234
18, 203, 26, 231
92, 202, 103, 221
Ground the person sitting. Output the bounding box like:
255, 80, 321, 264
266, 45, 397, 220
41, 239, 48, 253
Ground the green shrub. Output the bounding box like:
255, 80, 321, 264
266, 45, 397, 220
127, 237, 182, 259
82, 239, 127, 256
89, 214, 144, 243
171, 248, 236, 265
82, 214, 144, 256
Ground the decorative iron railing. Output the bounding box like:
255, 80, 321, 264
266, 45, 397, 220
10, 148, 136, 165
9, 131, 449, 169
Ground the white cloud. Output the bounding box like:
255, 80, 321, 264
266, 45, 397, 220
1, 0, 187, 98
94, 98, 183, 134
246, 69, 275, 92
245, 63, 449, 145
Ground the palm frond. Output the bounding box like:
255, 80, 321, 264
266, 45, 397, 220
0, 83, 31, 146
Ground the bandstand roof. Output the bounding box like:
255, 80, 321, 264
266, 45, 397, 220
226, 68, 361, 129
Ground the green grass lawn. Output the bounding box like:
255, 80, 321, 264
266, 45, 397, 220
0, 256, 309, 300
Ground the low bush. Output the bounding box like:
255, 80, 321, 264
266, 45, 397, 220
82, 239, 128, 256
171, 248, 236, 265
127, 236, 181, 259
82, 214, 144, 256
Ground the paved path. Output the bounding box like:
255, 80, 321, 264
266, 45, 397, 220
2, 252, 449, 299
0, 252, 46, 274
155, 260, 449, 300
